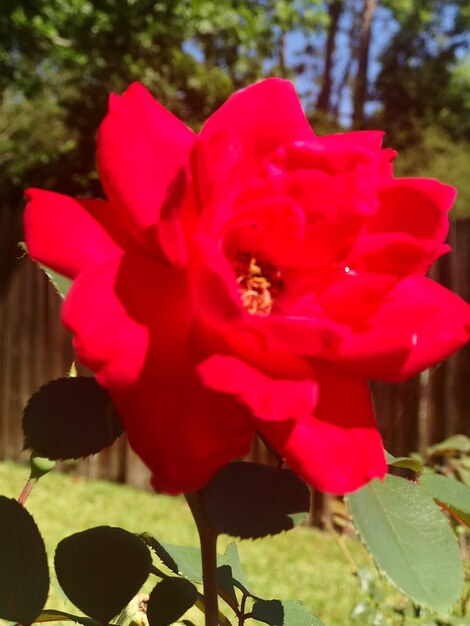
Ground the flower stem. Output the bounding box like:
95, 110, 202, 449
185, 491, 220, 626
18, 477, 37, 506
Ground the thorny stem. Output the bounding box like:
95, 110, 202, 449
18, 477, 37, 506
185, 491, 220, 626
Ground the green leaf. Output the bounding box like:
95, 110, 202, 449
427, 435, 470, 457
0, 497, 49, 624
50, 574, 69, 606
420, 473, 470, 525
201, 462, 310, 539
142, 536, 203, 583
23, 377, 124, 460
38, 266, 72, 299
385, 451, 423, 472
54, 527, 151, 623
222, 543, 252, 596
142, 535, 253, 612
456, 463, 470, 487
20, 242, 72, 299
146, 578, 198, 626
251, 600, 325, 626
347, 474, 464, 612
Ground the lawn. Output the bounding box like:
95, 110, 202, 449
0, 461, 374, 625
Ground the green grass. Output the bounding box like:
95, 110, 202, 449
0, 461, 370, 625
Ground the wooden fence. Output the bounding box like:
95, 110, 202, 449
1, 204, 470, 502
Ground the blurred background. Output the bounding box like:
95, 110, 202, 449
0, 0, 469, 498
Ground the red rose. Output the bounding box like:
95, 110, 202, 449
24, 79, 470, 495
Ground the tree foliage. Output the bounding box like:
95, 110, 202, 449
376, 0, 470, 143
1, 0, 469, 215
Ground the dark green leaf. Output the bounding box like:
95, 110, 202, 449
385, 451, 423, 472
54, 526, 151, 623
427, 435, 470, 457
23, 377, 123, 460
0, 497, 49, 624
216, 565, 238, 606
147, 578, 198, 626
347, 474, 464, 612
252, 600, 325, 626
201, 462, 310, 539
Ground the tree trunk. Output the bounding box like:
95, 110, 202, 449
352, 0, 378, 128
332, 0, 361, 119
278, 27, 287, 77
316, 0, 344, 113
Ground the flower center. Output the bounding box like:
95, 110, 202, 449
233, 252, 283, 316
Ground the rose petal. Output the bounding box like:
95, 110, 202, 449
191, 131, 244, 235
346, 173, 456, 277
256, 363, 386, 494
24, 189, 128, 278
331, 276, 470, 381
271, 131, 383, 174
321, 130, 385, 153
63, 253, 254, 494
188, 234, 243, 327
318, 267, 397, 325
222, 196, 306, 267
197, 354, 318, 422
198, 355, 386, 494
371, 178, 455, 242
200, 78, 313, 181
97, 82, 195, 251
346, 231, 450, 275
378, 148, 397, 184
116, 369, 254, 495
248, 313, 348, 357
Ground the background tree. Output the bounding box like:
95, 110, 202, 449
1, 0, 469, 215
376, 0, 470, 145
316, 0, 345, 113
352, 0, 378, 128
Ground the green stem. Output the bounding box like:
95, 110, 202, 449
185, 492, 220, 626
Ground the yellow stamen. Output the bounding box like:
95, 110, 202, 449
235, 253, 282, 316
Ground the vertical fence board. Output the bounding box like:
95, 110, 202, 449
419, 257, 452, 449
448, 219, 470, 437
